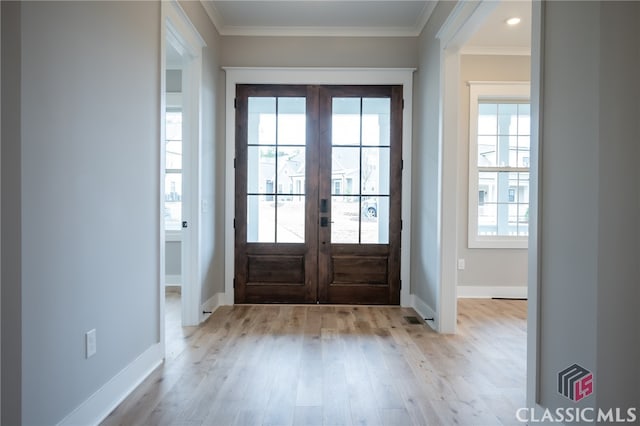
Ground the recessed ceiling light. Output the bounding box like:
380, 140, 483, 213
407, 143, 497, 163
506, 17, 521, 26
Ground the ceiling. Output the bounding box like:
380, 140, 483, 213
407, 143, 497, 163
463, 0, 531, 55
202, 1, 437, 37
201, 0, 531, 53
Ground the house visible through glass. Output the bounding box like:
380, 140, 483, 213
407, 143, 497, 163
247, 97, 306, 243
331, 97, 390, 244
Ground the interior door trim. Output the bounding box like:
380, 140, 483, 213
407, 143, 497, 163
224, 67, 415, 307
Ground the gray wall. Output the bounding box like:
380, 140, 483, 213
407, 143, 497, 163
165, 241, 181, 276
1, 3, 21, 424
166, 69, 182, 93
410, 1, 456, 314
222, 36, 418, 68
4, 2, 161, 424
532, 0, 639, 414
180, 1, 226, 301
457, 55, 530, 288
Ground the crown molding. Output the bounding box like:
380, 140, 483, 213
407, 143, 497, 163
460, 45, 531, 56
199, 0, 437, 37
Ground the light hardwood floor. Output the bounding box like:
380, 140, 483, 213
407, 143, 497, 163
103, 293, 526, 426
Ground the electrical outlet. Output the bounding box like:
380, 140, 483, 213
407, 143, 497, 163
86, 329, 97, 359
457, 258, 466, 270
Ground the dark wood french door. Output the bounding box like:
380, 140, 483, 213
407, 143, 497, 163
234, 84, 402, 304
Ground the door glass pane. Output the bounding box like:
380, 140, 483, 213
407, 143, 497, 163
277, 147, 305, 195
332, 148, 360, 195
247, 146, 276, 194
276, 196, 305, 243
362, 98, 390, 146
247, 195, 275, 243
332, 98, 360, 146
331, 196, 359, 243
277, 97, 306, 145
248, 97, 276, 145
361, 147, 390, 195
361, 196, 389, 244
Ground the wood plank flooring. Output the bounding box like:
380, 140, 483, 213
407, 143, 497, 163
103, 294, 526, 426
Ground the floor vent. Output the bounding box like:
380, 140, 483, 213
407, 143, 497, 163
403, 316, 421, 325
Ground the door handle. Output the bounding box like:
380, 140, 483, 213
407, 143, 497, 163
320, 217, 329, 227
320, 199, 328, 213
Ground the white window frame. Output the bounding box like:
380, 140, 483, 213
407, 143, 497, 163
468, 81, 530, 249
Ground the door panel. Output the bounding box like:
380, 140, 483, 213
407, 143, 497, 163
318, 86, 402, 305
235, 85, 318, 303
235, 84, 401, 305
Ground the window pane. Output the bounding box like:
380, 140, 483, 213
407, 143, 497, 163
276, 196, 305, 243
518, 104, 531, 135
478, 103, 497, 135
277, 147, 305, 195
248, 97, 276, 145
165, 111, 182, 141
277, 97, 306, 145
518, 146, 530, 168
247, 146, 276, 194
495, 172, 512, 203
478, 136, 497, 167
362, 98, 390, 146
478, 203, 497, 236
362, 147, 390, 195
497, 104, 518, 135
361, 196, 389, 244
332, 147, 360, 195
479, 172, 497, 203
517, 172, 530, 203
247, 195, 275, 243
331, 196, 359, 243
166, 140, 182, 170
332, 98, 360, 145
164, 173, 182, 231
518, 204, 530, 236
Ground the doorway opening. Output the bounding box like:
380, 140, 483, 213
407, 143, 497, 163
161, 2, 205, 336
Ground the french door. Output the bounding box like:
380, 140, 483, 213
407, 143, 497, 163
234, 84, 402, 304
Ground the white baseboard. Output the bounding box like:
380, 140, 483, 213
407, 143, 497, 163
165, 274, 181, 286
411, 294, 438, 331
200, 292, 226, 322
457, 285, 528, 299
58, 343, 163, 426
220, 290, 234, 306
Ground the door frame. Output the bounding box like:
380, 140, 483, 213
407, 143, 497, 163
161, 0, 205, 331
223, 68, 415, 306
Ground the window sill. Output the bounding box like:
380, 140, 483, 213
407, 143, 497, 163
166, 230, 182, 242
468, 237, 528, 249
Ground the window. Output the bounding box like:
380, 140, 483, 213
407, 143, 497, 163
165, 109, 182, 231
468, 82, 530, 249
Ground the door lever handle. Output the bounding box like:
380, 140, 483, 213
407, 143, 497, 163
320, 217, 330, 227
320, 199, 328, 213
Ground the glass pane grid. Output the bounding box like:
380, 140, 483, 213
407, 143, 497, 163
246, 96, 307, 243
476, 101, 530, 237
330, 97, 391, 245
